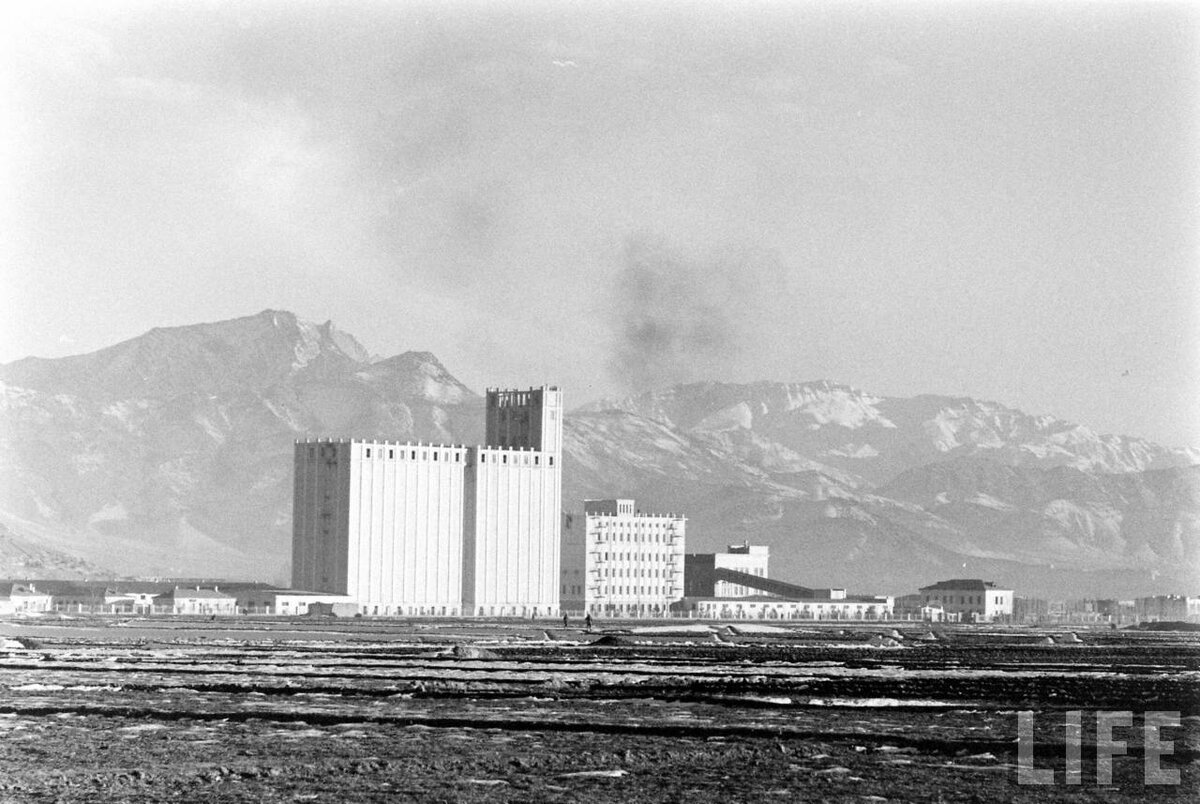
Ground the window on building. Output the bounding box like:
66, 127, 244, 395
549, 457, 554, 466
388, 450, 394, 459
366, 448, 372, 458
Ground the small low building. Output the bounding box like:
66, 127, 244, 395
104, 583, 171, 614
918, 579, 1013, 622
687, 594, 893, 621
153, 586, 237, 616
0, 583, 53, 615
269, 591, 358, 617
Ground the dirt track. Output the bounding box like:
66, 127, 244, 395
2, 618, 1197, 802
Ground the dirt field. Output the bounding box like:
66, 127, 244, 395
1, 617, 1197, 802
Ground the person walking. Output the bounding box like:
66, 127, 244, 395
584, 613, 593, 632
562, 613, 569, 628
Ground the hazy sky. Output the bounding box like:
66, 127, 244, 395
2, 2, 1197, 447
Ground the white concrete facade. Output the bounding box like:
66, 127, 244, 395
463, 387, 563, 616
463, 447, 560, 615
561, 498, 685, 616
0, 584, 52, 614
918, 579, 1013, 622
154, 587, 237, 615
271, 591, 357, 616
294, 440, 467, 614
690, 596, 894, 620
292, 385, 562, 617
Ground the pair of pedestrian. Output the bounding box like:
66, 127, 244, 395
560, 613, 594, 631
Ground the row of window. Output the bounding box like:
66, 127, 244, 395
924, 594, 1005, 605
597, 569, 676, 580
596, 567, 674, 578
363, 447, 463, 462
591, 533, 677, 545
594, 552, 678, 561
479, 453, 554, 467
347, 448, 556, 467
593, 586, 676, 596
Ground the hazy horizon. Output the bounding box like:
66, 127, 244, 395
3, 2, 1197, 448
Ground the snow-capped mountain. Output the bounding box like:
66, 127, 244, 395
0, 311, 1195, 597
590, 381, 1199, 484
0, 310, 482, 579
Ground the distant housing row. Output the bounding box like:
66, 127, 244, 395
5, 578, 1197, 625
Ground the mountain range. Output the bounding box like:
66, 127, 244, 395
1, 309, 1196, 598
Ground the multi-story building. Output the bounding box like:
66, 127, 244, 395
292, 385, 563, 617
560, 498, 685, 617
464, 387, 563, 617
292, 439, 469, 616
918, 579, 1013, 622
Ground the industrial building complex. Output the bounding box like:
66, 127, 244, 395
1, 383, 1025, 623
681, 544, 895, 619
291, 386, 563, 617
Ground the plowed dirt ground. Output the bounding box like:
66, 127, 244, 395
1, 618, 1196, 802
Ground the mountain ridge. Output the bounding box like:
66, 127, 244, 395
588, 380, 1198, 483
1, 310, 1195, 597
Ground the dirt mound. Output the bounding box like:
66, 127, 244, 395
590, 635, 636, 647
450, 644, 499, 659
867, 636, 903, 648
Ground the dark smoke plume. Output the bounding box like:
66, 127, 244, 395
607, 233, 783, 393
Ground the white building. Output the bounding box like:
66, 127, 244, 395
918, 579, 1013, 622
269, 591, 357, 617
561, 498, 685, 617
292, 385, 563, 617
689, 595, 894, 621
153, 587, 237, 616
463, 387, 563, 617
0, 583, 52, 615
292, 440, 469, 616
